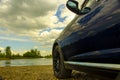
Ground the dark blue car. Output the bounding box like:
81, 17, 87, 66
52, 0, 120, 79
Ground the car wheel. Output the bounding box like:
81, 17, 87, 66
53, 46, 72, 79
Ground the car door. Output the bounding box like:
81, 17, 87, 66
60, 0, 103, 60
61, 0, 120, 63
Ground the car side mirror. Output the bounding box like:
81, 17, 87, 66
66, 0, 91, 15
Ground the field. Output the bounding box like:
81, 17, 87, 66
0, 65, 103, 80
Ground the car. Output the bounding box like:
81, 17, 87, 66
52, 0, 120, 80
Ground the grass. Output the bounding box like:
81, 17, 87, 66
0, 65, 103, 80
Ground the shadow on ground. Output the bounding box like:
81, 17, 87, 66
0, 76, 3, 80
58, 70, 109, 80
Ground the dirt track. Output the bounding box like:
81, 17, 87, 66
0, 65, 104, 80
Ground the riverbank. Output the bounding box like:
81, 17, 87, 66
0, 65, 103, 80
0, 57, 52, 60
0, 58, 11, 60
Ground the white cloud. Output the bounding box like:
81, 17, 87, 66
33, 46, 38, 49
40, 29, 62, 40
0, 47, 4, 51
0, 36, 29, 42
40, 50, 51, 56
29, 28, 63, 47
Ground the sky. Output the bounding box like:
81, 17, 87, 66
0, 0, 75, 55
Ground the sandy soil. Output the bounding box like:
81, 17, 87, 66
0, 65, 103, 80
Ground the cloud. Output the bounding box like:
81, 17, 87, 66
0, 0, 75, 51
29, 28, 63, 46
0, 36, 29, 42
0, 47, 4, 51
40, 50, 51, 56
0, 0, 58, 33
0, 0, 57, 17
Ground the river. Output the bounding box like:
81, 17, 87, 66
0, 58, 52, 67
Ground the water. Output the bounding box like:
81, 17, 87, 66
0, 58, 52, 67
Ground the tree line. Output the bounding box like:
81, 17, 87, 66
0, 46, 52, 59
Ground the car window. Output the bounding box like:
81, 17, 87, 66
78, 0, 101, 9
77, 0, 85, 8
86, 0, 101, 9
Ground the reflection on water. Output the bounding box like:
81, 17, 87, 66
0, 58, 52, 67
5, 60, 11, 66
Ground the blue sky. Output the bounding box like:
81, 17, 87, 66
0, 0, 75, 55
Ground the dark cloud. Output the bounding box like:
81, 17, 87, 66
1, 0, 57, 17
0, 0, 58, 35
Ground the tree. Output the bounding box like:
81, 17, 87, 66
0, 53, 6, 58
37, 51, 41, 56
23, 49, 42, 58
12, 53, 22, 59
5, 46, 12, 58
44, 54, 52, 58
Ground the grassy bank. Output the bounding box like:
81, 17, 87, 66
0, 58, 11, 60
0, 65, 103, 80
0, 65, 56, 80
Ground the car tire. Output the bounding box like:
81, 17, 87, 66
53, 46, 72, 79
